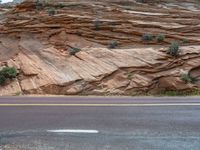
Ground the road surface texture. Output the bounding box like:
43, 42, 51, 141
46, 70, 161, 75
0, 97, 200, 150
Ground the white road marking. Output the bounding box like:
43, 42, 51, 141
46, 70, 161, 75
47, 129, 99, 134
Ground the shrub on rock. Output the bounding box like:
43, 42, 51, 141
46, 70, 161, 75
0, 75, 6, 86
142, 33, 153, 41
47, 8, 56, 16
156, 34, 165, 42
181, 74, 197, 84
167, 41, 180, 57
69, 47, 81, 55
94, 19, 101, 31
0, 67, 17, 86
108, 41, 118, 49
0, 67, 17, 79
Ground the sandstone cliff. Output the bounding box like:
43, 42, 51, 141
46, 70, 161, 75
0, 0, 199, 95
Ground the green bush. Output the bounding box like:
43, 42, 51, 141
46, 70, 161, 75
0, 67, 17, 86
47, 8, 56, 16
36, 0, 44, 10
57, 3, 65, 8
0, 74, 6, 86
69, 47, 81, 55
156, 34, 165, 42
142, 33, 153, 41
167, 41, 180, 57
181, 74, 197, 84
0, 67, 17, 79
36, 0, 53, 10
108, 41, 118, 49
94, 19, 101, 31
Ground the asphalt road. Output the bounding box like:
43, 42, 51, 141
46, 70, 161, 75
0, 97, 200, 150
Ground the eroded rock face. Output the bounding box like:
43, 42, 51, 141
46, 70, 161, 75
0, 0, 199, 95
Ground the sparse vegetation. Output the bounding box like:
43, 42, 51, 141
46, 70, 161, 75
136, 0, 161, 3
181, 74, 197, 84
69, 47, 81, 55
127, 72, 133, 80
132, 89, 200, 97
158, 89, 200, 96
108, 41, 118, 49
0, 67, 17, 79
142, 33, 153, 41
94, 19, 101, 31
15, 91, 22, 96
57, 3, 65, 8
76, 31, 82, 36
190, 89, 200, 96
136, 0, 150, 3
36, 0, 44, 10
0, 67, 17, 86
182, 39, 189, 44
47, 7, 56, 16
44, 0, 52, 5
0, 74, 6, 86
156, 34, 165, 42
36, 0, 57, 14
167, 41, 180, 57
160, 90, 179, 96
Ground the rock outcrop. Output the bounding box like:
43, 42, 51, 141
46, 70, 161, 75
0, 0, 199, 95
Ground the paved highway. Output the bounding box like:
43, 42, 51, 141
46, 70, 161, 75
0, 97, 200, 150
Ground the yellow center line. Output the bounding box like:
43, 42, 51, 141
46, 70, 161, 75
0, 103, 200, 107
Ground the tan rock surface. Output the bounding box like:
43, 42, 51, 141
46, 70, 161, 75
0, 0, 199, 95
0, 79, 21, 96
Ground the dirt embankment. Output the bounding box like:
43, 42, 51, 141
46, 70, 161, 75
0, 0, 199, 95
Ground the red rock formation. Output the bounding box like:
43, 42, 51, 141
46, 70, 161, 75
0, 0, 199, 95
